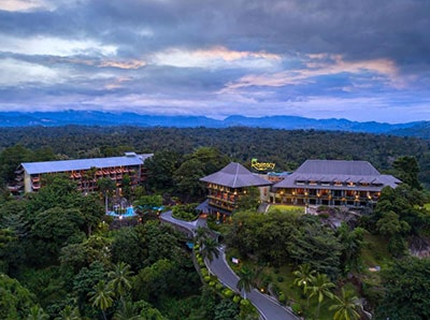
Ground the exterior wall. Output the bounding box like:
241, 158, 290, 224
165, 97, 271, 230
21, 163, 146, 193
272, 186, 381, 207
24, 171, 32, 193
206, 183, 240, 213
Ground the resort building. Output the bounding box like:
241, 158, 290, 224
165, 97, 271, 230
271, 160, 401, 207
199, 162, 272, 221
14, 152, 153, 193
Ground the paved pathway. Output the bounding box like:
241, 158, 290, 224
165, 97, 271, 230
160, 211, 299, 320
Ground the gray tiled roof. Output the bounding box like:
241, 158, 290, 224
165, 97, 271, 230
274, 160, 400, 190
22, 153, 153, 175
200, 162, 272, 188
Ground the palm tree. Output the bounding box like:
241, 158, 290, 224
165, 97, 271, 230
89, 280, 114, 320
114, 300, 143, 320
194, 226, 211, 247
97, 178, 116, 213
27, 306, 49, 320
293, 264, 316, 307
55, 305, 81, 320
108, 262, 133, 299
200, 237, 219, 263
236, 266, 255, 299
329, 288, 362, 320
307, 273, 335, 319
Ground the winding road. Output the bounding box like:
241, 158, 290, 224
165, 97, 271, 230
160, 211, 299, 320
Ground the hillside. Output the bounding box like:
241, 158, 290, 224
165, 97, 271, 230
1, 111, 428, 137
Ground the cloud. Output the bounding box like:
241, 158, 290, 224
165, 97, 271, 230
0, 58, 61, 85
0, 0, 429, 122
0, 34, 117, 57
151, 46, 281, 70
0, 0, 51, 12
222, 54, 400, 92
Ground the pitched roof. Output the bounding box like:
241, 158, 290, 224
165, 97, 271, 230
200, 162, 272, 188
21, 153, 153, 175
274, 159, 400, 190
296, 160, 380, 175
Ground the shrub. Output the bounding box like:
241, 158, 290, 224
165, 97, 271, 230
172, 204, 199, 221
204, 276, 211, 282
201, 268, 208, 276
216, 283, 224, 290
233, 295, 241, 304
240, 299, 250, 307
209, 281, 216, 287
279, 292, 286, 303
277, 276, 284, 282
222, 288, 234, 298
291, 303, 303, 316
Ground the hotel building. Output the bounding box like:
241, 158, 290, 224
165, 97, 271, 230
14, 152, 152, 193
271, 160, 401, 207
199, 162, 272, 220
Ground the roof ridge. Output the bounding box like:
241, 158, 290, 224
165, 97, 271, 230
232, 163, 240, 187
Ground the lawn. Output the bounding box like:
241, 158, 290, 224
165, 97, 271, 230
360, 231, 391, 268
267, 204, 305, 214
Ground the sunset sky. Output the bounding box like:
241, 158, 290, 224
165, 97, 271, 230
1, 0, 429, 123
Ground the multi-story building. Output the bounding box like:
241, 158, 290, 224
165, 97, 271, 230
200, 162, 272, 221
271, 159, 401, 207
14, 152, 152, 193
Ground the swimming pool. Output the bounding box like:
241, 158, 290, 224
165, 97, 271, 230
107, 206, 137, 218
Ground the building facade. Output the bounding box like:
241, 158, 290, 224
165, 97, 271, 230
199, 162, 272, 221
15, 152, 152, 193
271, 160, 401, 207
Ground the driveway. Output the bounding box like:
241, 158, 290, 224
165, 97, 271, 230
159, 211, 299, 320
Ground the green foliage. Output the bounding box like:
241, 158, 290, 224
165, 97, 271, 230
145, 150, 182, 193
236, 187, 260, 211
89, 280, 114, 320
306, 273, 335, 319
0, 273, 36, 320
0, 144, 33, 185
172, 203, 199, 221
214, 299, 240, 320
236, 266, 255, 299
392, 156, 422, 190
28, 207, 85, 267
336, 223, 364, 273
329, 288, 361, 320
110, 227, 145, 271
376, 257, 430, 320
108, 262, 133, 298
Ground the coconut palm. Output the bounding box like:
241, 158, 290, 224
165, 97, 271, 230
329, 288, 361, 320
114, 300, 143, 320
293, 264, 316, 307
55, 305, 81, 320
307, 273, 335, 319
237, 266, 255, 299
89, 280, 114, 320
108, 262, 133, 299
200, 237, 219, 263
194, 226, 211, 247
27, 306, 49, 320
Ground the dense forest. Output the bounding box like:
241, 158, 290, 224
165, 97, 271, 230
0, 126, 430, 185
1, 126, 430, 320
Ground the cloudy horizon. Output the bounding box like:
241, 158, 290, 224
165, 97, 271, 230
1, 0, 429, 124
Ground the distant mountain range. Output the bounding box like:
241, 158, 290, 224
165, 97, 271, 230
0, 111, 428, 138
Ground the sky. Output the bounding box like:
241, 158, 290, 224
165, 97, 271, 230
0, 0, 430, 123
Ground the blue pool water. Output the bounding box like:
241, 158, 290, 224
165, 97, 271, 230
107, 206, 137, 218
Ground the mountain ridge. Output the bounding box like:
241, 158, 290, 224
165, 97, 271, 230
0, 111, 428, 137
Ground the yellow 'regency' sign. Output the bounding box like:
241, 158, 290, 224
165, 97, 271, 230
251, 158, 276, 171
